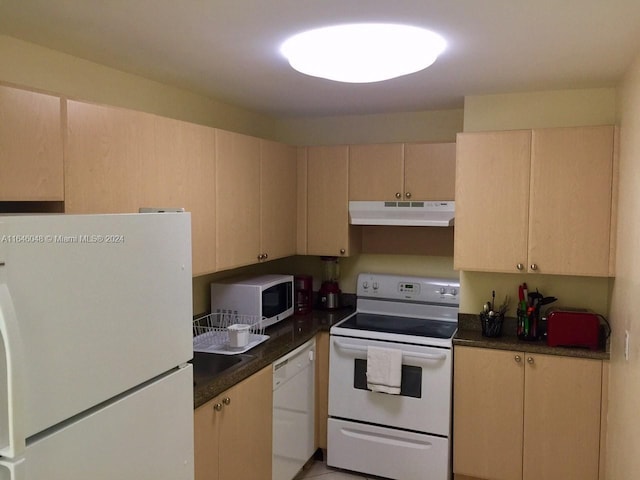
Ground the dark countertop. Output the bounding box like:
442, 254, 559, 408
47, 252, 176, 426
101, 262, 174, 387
193, 306, 355, 409
454, 313, 610, 361
194, 309, 608, 408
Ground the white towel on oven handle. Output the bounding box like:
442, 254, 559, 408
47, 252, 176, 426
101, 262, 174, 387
366, 346, 402, 394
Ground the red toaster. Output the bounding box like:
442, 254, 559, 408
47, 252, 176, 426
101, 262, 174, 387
546, 310, 601, 350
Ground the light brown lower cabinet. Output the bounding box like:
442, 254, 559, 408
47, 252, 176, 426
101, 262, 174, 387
194, 365, 272, 480
315, 331, 330, 450
453, 346, 603, 480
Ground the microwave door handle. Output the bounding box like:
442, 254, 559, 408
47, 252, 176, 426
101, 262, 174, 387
334, 340, 446, 361
0, 283, 27, 458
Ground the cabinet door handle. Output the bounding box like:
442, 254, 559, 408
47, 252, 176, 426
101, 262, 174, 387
214, 403, 223, 412
395, 192, 402, 199
340, 248, 346, 255
527, 356, 534, 364
514, 355, 522, 363
257, 254, 263, 260
530, 264, 538, 271
516, 263, 524, 271
405, 192, 411, 199
222, 397, 231, 406
263, 253, 268, 260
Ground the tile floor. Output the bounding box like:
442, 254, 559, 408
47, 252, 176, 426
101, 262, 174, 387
294, 459, 382, 480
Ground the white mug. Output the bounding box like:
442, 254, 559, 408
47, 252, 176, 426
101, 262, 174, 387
227, 324, 251, 348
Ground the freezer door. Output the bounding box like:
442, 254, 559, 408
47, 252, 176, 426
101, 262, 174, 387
0, 366, 194, 480
0, 213, 192, 447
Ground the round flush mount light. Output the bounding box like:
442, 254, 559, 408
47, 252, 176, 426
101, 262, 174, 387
280, 23, 446, 83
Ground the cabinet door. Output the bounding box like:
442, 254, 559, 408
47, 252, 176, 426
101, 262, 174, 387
528, 126, 614, 276
215, 129, 260, 271
65, 101, 153, 213
453, 346, 525, 480
404, 142, 456, 200
260, 139, 297, 261
296, 148, 308, 255
348, 143, 403, 201
315, 331, 330, 450
218, 366, 272, 480
0, 85, 63, 201
523, 354, 602, 480
454, 131, 531, 273
147, 117, 216, 276
307, 145, 352, 256
194, 399, 221, 480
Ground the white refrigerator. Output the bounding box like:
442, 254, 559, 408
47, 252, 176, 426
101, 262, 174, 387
0, 212, 194, 479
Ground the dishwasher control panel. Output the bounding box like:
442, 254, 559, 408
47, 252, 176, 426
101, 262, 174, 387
273, 338, 315, 390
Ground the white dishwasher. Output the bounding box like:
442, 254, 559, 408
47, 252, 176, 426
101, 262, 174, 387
273, 338, 316, 480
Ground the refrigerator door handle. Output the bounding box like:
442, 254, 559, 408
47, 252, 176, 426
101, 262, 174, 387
0, 456, 26, 480
0, 283, 26, 458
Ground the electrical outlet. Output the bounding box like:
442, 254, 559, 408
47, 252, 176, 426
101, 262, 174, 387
625, 330, 630, 361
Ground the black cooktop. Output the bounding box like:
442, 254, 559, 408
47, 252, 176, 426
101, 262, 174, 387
338, 313, 458, 339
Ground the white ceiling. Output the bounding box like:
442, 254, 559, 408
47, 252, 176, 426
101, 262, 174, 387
1, 0, 640, 118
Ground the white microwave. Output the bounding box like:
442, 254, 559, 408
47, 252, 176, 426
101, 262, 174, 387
210, 274, 294, 329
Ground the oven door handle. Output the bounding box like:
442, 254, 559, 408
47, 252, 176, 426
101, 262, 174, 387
334, 341, 447, 361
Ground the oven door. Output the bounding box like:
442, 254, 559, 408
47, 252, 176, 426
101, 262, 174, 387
328, 335, 452, 436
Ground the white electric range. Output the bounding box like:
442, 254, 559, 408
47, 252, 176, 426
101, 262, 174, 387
327, 273, 460, 480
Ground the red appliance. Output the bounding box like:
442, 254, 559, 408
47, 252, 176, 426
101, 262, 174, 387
546, 310, 601, 350
294, 275, 313, 315
319, 256, 341, 310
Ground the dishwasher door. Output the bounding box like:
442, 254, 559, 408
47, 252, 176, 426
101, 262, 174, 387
272, 338, 316, 480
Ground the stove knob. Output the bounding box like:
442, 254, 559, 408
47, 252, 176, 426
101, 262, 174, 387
373, 282, 379, 291
362, 281, 369, 289
449, 288, 458, 296
439, 287, 446, 295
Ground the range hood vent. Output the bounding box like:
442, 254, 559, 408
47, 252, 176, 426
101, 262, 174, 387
349, 201, 455, 227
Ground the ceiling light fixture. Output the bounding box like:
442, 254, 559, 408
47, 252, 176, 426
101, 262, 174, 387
280, 23, 446, 83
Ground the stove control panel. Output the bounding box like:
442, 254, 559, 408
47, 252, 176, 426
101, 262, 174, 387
399, 282, 420, 295
357, 273, 460, 305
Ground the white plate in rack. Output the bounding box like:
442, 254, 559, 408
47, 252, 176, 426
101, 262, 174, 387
193, 333, 269, 355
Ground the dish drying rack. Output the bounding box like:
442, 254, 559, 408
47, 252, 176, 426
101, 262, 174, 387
193, 313, 269, 355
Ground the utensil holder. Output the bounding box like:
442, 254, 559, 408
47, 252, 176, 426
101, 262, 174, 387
479, 312, 504, 338
517, 308, 539, 340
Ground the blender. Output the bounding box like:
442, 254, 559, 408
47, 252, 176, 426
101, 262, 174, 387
319, 256, 341, 309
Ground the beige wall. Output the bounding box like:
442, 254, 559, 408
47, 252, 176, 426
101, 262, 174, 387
2, 34, 620, 320
0, 35, 276, 138
274, 108, 463, 145
458, 88, 617, 314
0, 34, 465, 147
193, 254, 457, 315
0, 34, 464, 314
606, 50, 640, 480
463, 88, 617, 132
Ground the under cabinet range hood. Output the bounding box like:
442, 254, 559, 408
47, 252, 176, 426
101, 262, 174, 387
349, 201, 455, 227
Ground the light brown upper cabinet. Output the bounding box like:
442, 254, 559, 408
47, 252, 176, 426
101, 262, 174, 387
404, 142, 456, 200
259, 139, 297, 262
348, 142, 456, 201
306, 145, 361, 257
0, 84, 64, 201
65, 100, 153, 214
65, 100, 217, 275
215, 132, 297, 271
349, 143, 403, 201
454, 126, 615, 276
296, 147, 308, 255
146, 116, 216, 276
215, 129, 261, 271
